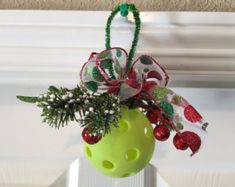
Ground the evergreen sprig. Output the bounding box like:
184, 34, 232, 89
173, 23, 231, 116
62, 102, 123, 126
17, 85, 121, 135
81, 93, 121, 135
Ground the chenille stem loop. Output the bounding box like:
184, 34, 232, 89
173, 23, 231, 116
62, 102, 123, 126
105, 3, 141, 70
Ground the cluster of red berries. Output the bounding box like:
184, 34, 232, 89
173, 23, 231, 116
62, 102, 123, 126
146, 109, 170, 141
82, 106, 202, 155
146, 109, 201, 155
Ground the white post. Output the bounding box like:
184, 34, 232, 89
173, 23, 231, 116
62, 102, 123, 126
50, 157, 158, 187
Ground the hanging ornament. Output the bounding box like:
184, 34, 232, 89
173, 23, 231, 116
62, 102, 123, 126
173, 133, 188, 150
146, 109, 162, 123
82, 128, 102, 144
173, 131, 201, 156
85, 107, 155, 177
181, 131, 201, 155
17, 3, 209, 178
153, 125, 170, 141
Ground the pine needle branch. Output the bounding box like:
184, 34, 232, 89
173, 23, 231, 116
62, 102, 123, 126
16, 96, 38, 103
17, 85, 121, 135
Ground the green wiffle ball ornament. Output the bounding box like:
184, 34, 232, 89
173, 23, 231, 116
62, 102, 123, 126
84, 107, 155, 178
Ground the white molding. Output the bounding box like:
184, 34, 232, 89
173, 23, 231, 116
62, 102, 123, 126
0, 11, 235, 87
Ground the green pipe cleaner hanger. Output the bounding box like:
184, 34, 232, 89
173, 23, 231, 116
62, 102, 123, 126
105, 3, 141, 70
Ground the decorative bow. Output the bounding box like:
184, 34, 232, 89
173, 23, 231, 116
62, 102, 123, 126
80, 47, 169, 100
81, 47, 208, 156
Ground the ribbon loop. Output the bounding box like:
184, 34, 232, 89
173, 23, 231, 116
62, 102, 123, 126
81, 48, 169, 100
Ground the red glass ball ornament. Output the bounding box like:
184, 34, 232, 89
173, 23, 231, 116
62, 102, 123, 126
173, 133, 188, 150
82, 128, 101, 144
181, 131, 201, 155
173, 131, 201, 155
146, 110, 162, 123
184, 105, 202, 123
153, 125, 170, 141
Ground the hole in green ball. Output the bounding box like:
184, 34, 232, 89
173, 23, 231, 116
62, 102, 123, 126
144, 127, 152, 138
118, 119, 129, 133
86, 146, 92, 158
102, 160, 114, 170
122, 172, 134, 177
125, 149, 139, 161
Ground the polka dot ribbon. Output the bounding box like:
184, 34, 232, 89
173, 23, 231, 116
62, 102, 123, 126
81, 47, 208, 155
80, 47, 168, 100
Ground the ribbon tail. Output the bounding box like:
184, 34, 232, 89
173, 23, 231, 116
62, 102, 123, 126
150, 86, 208, 131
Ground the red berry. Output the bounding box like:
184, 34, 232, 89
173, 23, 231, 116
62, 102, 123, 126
173, 133, 188, 150
184, 105, 202, 123
181, 131, 201, 155
173, 131, 201, 156
153, 125, 170, 141
82, 128, 101, 144
146, 110, 162, 123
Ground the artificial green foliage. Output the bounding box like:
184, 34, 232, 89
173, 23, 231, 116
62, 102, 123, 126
17, 96, 38, 103
159, 101, 174, 118
17, 86, 121, 135
173, 95, 182, 104
82, 93, 121, 135
152, 87, 169, 100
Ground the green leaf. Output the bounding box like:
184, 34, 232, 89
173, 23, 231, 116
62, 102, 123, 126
140, 56, 153, 65
159, 101, 174, 118
17, 96, 38, 103
48, 86, 59, 92
173, 95, 182, 104
153, 87, 169, 100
